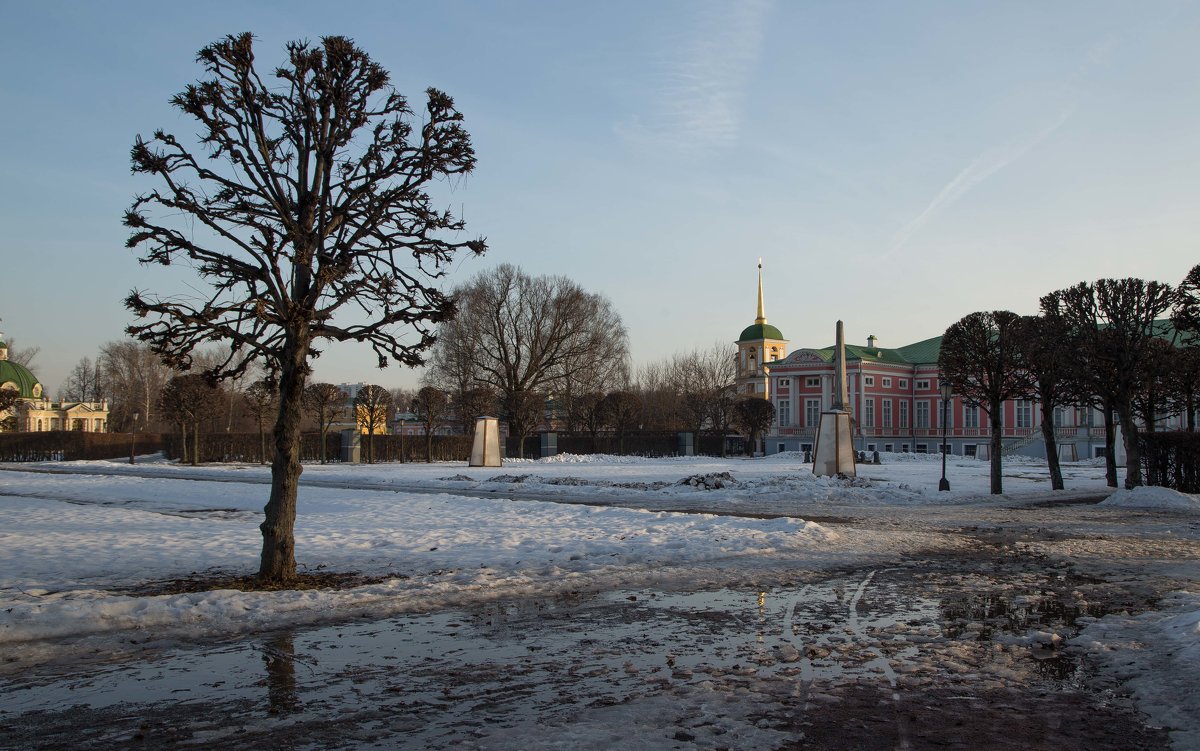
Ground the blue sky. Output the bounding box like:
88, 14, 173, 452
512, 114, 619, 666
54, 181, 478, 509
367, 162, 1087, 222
3, 1, 1198, 394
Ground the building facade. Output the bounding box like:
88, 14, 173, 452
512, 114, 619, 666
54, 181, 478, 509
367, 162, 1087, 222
764, 332, 1135, 461
0, 336, 109, 432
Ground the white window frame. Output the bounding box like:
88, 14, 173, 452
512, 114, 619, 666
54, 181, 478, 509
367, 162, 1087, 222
882, 399, 892, 429
915, 400, 930, 429
864, 398, 875, 427
805, 377, 820, 388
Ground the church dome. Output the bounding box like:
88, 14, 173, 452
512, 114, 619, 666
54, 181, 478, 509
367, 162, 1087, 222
0, 342, 44, 399
0, 360, 42, 399
737, 323, 785, 343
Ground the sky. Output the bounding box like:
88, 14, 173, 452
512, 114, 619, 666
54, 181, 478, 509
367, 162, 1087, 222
2, 1, 1199, 395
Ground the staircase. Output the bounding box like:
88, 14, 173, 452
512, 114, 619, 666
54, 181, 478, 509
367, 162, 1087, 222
1001, 431, 1042, 457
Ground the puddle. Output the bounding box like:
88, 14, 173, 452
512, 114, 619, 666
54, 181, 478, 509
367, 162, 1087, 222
0, 572, 1118, 749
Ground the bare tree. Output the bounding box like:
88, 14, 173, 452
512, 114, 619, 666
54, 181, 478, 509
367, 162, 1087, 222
160, 374, 223, 465
939, 311, 1034, 495
600, 390, 643, 454
303, 383, 345, 464
428, 265, 628, 457
244, 380, 278, 464
4, 339, 39, 370
61, 357, 107, 403
411, 386, 450, 462
1042, 279, 1174, 489
354, 384, 392, 463
123, 34, 485, 583
733, 397, 775, 456
99, 340, 174, 432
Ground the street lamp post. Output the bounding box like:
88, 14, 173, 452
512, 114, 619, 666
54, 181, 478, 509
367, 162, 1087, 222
939, 381, 952, 491
129, 412, 140, 465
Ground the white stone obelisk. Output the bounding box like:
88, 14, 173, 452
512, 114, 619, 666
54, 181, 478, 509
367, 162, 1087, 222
812, 321, 856, 477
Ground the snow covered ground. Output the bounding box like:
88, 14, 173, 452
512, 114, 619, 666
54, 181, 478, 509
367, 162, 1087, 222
0, 451, 1197, 747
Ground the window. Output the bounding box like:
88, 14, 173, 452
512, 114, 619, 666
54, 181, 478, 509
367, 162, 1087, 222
1054, 406, 1071, 427
882, 378, 892, 388
882, 399, 892, 428
778, 443, 786, 454
963, 405, 979, 429
916, 444, 928, 453
778, 399, 791, 426
864, 398, 875, 427
915, 400, 930, 429
884, 443, 894, 452
899, 401, 909, 428
779, 379, 791, 388
964, 444, 977, 457
801, 443, 813, 453
805, 399, 821, 427
864, 376, 875, 387
1016, 400, 1033, 429
37, 419, 43, 431
916, 379, 930, 391
866, 443, 876, 452
901, 443, 910, 452
51, 418, 60, 430
938, 398, 952, 429
805, 377, 820, 388
899, 379, 908, 389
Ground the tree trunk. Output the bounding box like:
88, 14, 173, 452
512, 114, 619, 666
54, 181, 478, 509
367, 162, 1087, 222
180, 424, 188, 464
319, 423, 329, 464
258, 332, 309, 584
191, 421, 200, 466
1102, 403, 1118, 487
989, 398, 1003, 494
1117, 401, 1142, 489
1039, 400, 1063, 490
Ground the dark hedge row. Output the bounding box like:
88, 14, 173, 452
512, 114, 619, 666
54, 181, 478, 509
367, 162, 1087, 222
1139, 431, 1200, 493
0, 432, 165, 462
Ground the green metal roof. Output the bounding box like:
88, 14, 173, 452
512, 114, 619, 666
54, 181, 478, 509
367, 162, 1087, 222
737, 323, 785, 343
0, 359, 43, 399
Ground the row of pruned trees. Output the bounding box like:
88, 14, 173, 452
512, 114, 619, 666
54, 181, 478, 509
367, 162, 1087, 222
939, 268, 1200, 494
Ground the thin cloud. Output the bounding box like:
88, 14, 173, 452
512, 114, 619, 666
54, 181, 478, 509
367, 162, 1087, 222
885, 106, 1076, 257
616, 0, 773, 153
884, 35, 1120, 258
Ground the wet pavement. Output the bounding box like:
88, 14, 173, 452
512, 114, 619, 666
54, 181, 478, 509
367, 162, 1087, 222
0, 549, 1172, 750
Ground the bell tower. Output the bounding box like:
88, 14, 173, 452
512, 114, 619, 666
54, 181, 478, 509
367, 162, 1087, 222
734, 260, 787, 398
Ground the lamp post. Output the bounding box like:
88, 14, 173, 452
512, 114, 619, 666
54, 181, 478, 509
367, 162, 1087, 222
939, 381, 951, 491
129, 412, 140, 465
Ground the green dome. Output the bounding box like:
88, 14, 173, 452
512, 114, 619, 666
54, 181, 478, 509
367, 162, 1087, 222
0, 359, 43, 399
737, 323, 785, 342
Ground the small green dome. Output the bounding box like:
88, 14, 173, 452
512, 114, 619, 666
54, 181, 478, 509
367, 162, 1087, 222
0, 359, 43, 399
737, 323, 785, 342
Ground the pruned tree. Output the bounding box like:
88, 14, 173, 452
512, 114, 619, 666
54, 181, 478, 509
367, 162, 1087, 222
939, 310, 1034, 494
733, 397, 775, 456
244, 379, 278, 464
1015, 315, 1078, 490
600, 390, 642, 454
411, 385, 450, 462
570, 391, 608, 450
1131, 339, 1177, 433
302, 383, 345, 463
427, 264, 628, 457
0, 387, 18, 431
123, 34, 485, 583
1166, 345, 1200, 433
1173, 263, 1200, 346
160, 374, 223, 465
354, 384, 392, 463
456, 387, 496, 435
1041, 279, 1174, 489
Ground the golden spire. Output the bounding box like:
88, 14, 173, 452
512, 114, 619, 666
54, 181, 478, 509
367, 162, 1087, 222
755, 258, 766, 325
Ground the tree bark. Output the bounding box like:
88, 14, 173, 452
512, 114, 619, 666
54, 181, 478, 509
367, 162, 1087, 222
1117, 401, 1143, 489
1039, 400, 1064, 490
258, 332, 308, 584
1102, 402, 1118, 487
989, 397, 1003, 494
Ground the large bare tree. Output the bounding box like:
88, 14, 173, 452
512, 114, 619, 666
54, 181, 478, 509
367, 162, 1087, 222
428, 264, 628, 457
99, 340, 174, 432
123, 34, 484, 583
938, 310, 1034, 494
411, 385, 450, 462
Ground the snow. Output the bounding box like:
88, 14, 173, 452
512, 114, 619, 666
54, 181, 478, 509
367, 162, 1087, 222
1100, 485, 1200, 511
1, 452, 1198, 744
